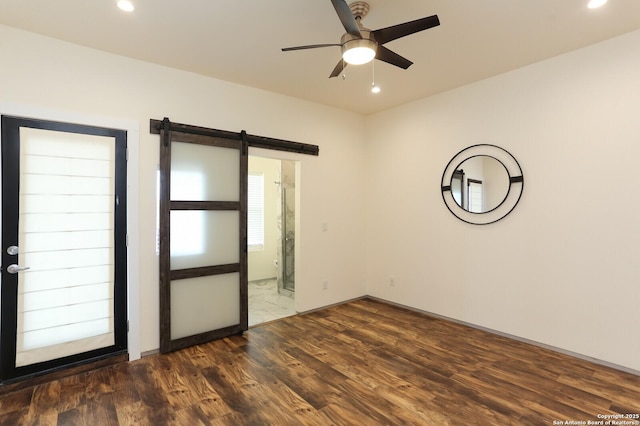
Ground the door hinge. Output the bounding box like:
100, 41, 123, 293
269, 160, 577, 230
126, 147, 129, 161
127, 320, 130, 332
126, 233, 129, 247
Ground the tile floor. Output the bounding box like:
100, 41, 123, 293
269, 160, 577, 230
248, 279, 296, 327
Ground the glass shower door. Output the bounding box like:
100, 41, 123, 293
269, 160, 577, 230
281, 187, 295, 293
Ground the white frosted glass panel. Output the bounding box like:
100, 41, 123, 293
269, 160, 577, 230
171, 142, 239, 201
15, 127, 116, 367
170, 273, 240, 340
170, 210, 204, 257
170, 211, 239, 269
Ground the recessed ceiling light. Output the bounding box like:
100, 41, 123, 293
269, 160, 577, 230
587, 0, 607, 9
117, 0, 135, 12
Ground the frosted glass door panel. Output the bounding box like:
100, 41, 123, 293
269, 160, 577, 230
16, 128, 116, 367
170, 273, 240, 340
171, 142, 240, 201
170, 210, 239, 270
158, 120, 246, 354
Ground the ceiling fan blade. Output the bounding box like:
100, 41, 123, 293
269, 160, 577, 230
282, 43, 341, 52
329, 59, 347, 78
331, 0, 362, 37
375, 46, 413, 69
372, 15, 440, 45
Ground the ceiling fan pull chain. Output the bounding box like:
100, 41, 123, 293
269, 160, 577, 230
371, 60, 380, 93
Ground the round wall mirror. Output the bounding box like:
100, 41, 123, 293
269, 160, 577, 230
451, 155, 510, 213
441, 145, 524, 225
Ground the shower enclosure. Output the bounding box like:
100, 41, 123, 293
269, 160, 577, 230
281, 188, 295, 294
277, 160, 295, 295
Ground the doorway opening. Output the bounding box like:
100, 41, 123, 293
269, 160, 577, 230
247, 156, 297, 327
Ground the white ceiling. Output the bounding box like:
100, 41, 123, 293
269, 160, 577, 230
1, 0, 639, 115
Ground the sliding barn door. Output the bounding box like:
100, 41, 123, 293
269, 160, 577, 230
0, 116, 127, 382
159, 122, 247, 353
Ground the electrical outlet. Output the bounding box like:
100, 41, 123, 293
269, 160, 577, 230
322, 280, 329, 290
389, 276, 396, 287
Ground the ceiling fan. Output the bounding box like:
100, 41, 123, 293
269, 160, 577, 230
282, 0, 440, 78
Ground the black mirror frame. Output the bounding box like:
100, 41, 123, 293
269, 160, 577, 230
441, 144, 524, 225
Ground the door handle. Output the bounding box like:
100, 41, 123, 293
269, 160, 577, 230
7, 264, 30, 274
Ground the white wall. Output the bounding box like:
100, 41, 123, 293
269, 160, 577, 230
365, 30, 640, 372
0, 24, 368, 353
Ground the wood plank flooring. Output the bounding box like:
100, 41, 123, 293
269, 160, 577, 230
1, 298, 639, 425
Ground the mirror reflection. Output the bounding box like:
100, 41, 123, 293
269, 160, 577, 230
451, 156, 510, 213
451, 170, 464, 207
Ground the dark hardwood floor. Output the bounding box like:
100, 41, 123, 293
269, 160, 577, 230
1, 298, 639, 425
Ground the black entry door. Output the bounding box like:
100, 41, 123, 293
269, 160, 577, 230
0, 116, 128, 382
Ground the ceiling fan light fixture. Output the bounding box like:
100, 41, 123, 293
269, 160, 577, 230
342, 39, 377, 65
587, 0, 607, 8
117, 0, 135, 12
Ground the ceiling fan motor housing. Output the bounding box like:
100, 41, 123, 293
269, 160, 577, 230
342, 2, 376, 63
349, 1, 370, 20
340, 29, 375, 45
